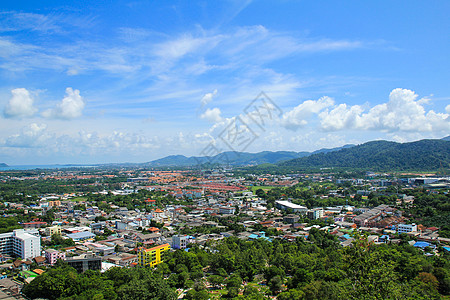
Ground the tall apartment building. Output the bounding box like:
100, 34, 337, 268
138, 243, 170, 267
0, 229, 41, 260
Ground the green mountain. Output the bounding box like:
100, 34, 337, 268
146, 151, 310, 167
145, 145, 358, 167
278, 139, 450, 171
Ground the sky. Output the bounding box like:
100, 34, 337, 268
0, 0, 449, 165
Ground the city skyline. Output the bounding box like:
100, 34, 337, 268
0, 1, 449, 165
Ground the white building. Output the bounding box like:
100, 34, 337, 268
0, 229, 41, 260
275, 200, 307, 214
397, 223, 418, 234
172, 235, 188, 249
307, 208, 324, 220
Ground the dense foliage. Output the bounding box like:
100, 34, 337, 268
23, 235, 449, 299
278, 139, 450, 171
22, 263, 177, 300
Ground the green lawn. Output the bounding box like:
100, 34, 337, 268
247, 186, 278, 193
69, 196, 87, 202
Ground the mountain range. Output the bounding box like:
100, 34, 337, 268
145, 145, 355, 167
146, 137, 449, 171
278, 138, 450, 171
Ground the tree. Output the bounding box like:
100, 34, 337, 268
268, 275, 283, 294
255, 188, 266, 199
208, 275, 223, 289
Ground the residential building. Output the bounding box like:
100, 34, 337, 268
45, 225, 61, 236
45, 249, 66, 265
307, 208, 324, 220
397, 223, 418, 234
172, 235, 188, 249
219, 206, 235, 214
138, 243, 170, 267
66, 256, 102, 273
0, 229, 41, 260
22, 222, 47, 229
283, 214, 300, 224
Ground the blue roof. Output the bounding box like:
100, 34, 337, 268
443, 247, 450, 252
414, 241, 431, 248
67, 231, 96, 240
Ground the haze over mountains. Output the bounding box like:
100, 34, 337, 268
144, 137, 450, 171
2, 137, 449, 171
145, 144, 355, 167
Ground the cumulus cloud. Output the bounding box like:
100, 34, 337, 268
319, 103, 364, 131
42, 87, 85, 119
3, 88, 38, 118
200, 89, 218, 108
446, 104, 450, 114
201, 107, 223, 123
281, 96, 334, 130
319, 88, 450, 132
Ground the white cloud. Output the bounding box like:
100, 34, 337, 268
319, 103, 364, 131
42, 88, 85, 119
3, 123, 50, 147
201, 107, 223, 123
281, 96, 334, 130
446, 104, 450, 113
319, 88, 450, 132
200, 89, 218, 107
3, 88, 38, 118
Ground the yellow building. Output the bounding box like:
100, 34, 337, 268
45, 225, 61, 236
138, 243, 170, 267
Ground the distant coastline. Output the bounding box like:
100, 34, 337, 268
0, 164, 93, 171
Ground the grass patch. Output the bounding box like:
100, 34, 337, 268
69, 197, 87, 202
247, 186, 277, 193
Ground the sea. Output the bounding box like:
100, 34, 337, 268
0, 164, 95, 171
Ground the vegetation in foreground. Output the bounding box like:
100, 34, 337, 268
23, 234, 449, 300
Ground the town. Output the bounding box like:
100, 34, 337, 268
0, 166, 448, 299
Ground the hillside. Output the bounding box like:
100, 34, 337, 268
145, 144, 356, 167
0, 163, 8, 168
146, 151, 310, 167
278, 139, 450, 171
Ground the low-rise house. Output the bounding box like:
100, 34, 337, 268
283, 214, 300, 224
45, 249, 66, 265
22, 222, 47, 229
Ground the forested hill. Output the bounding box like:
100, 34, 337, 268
278, 139, 450, 171
0, 163, 8, 167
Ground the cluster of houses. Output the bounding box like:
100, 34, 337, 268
0, 169, 448, 294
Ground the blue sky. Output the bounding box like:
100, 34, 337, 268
0, 0, 449, 165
